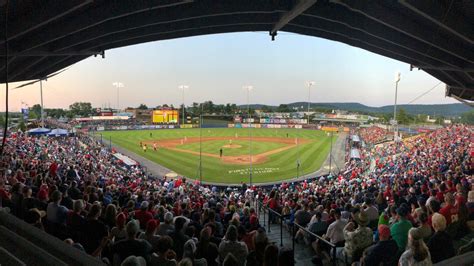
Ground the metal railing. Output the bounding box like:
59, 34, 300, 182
265, 207, 290, 247
256, 200, 338, 266
293, 222, 337, 266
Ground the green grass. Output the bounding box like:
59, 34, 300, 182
178, 139, 287, 156
100, 128, 335, 184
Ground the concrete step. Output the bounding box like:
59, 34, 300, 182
258, 210, 320, 265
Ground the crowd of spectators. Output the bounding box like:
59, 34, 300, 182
358, 126, 389, 145
263, 125, 473, 265
0, 124, 472, 266
0, 130, 294, 265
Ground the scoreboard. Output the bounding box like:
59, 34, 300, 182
152, 110, 178, 123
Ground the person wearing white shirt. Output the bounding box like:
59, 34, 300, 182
363, 198, 379, 222
325, 208, 347, 245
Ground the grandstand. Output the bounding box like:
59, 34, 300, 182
0, 2, 473, 266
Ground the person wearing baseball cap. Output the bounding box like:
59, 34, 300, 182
362, 224, 398, 266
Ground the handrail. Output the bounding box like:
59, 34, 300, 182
293, 222, 335, 248
293, 222, 337, 266
257, 201, 338, 265
258, 201, 289, 246
266, 206, 290, 219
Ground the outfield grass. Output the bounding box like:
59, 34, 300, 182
100, 128, 335, 184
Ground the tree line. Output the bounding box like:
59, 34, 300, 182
2, 101, 472, 125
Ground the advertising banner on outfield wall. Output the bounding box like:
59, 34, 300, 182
322, 126, 339, 132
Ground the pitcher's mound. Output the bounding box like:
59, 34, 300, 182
222, 144, 242, 149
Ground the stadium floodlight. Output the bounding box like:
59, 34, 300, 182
306, 81, 315, 124
112, 82, 124, 111
393, 72, 401, 141
178, 85, 189, 126
242, 85, 253, 185
13, 68, 68, 128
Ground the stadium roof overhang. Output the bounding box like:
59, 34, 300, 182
0, 0, 473, 100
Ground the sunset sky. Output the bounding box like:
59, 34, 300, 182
2, 32, 457, 112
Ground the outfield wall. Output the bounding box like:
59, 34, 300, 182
94, 123, 228, 131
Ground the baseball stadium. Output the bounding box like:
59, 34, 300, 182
0, 2, 473, 266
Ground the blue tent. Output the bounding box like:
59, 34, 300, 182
47, 128, 69, 136
27, 128, 51, 135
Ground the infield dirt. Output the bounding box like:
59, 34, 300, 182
144, 136, 310, 165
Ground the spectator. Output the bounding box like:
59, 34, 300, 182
398, 228, 431, 266
238, 225, 256, 252
139, 219, 160, 251
439, 193, 458, 226
110, 212, 128, 243
20, 186, 37, 218
46, 190, 68, 225
324, 208, 347, 245
67, 199, 86, 242
121, 255, 146, 266
362, 224, 398, 266
182, 239, 207, 266
158, 212, 175, 236
339, 211, 372, 264
103, 203, 117, 229
363, 197, 379, 224
170, 216, 190, 260
196, 228, 219, 266
308, 212, 327, 238
135, 201, 153, 230
263, 244, 279, 266
24, 208, 46, 231
222, 253, 238, 266
218, 225, 248, 266
416, 212, 432, 242
247, 227, 269, 266
81, 203, 108, 255
427, 213, 455, 263
151, 235, 177, 266
111, 219, 152, 264
390, 203, 413, 252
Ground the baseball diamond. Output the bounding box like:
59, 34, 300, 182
100, 128, 336, 184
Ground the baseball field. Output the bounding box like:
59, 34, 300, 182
100, 128, 336, 184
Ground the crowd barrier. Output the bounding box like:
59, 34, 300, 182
256, 201, 337, 266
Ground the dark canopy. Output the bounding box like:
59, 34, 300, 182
0, 0, 472, 100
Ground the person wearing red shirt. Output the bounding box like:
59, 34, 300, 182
439, 193, 458, 226
49, 161, 58, 177
134, 201, 153, 230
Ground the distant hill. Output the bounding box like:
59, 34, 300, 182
242, 102, 471, 117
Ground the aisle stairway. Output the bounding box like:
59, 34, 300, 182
258, 208, 324, 265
